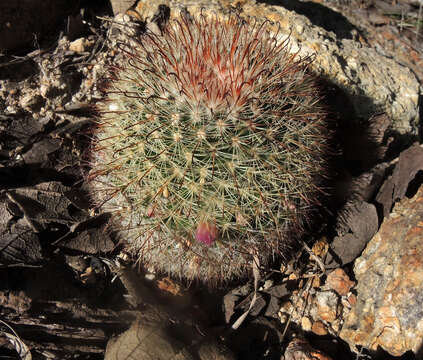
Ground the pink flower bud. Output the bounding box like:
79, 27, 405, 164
195, 221, 218, 246
147, 206, 155, 217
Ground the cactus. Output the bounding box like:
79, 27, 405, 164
89, 13, 330, 285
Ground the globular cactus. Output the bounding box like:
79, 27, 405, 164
89, 12, 330, 285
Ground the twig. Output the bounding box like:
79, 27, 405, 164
0, 49, 48, 68
302, 241, 326, 274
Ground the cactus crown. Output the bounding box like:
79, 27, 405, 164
90, 13, 329, 284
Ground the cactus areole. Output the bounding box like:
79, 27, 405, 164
90, 13, 330, 284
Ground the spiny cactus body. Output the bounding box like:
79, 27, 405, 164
90, 13, 329, 284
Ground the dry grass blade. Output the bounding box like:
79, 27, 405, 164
0, 320, 32, 360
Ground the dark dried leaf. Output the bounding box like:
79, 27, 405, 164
224, 282, 289, 322
0, 196, 43, 266
262, 284, 289, 318
51, 118, 91, 138
0, 200, 14, 227
1, 115, 43, 152
6, 182, 86, 232
264, 295, 281, 318
0, 220, 43, 266
63, 188, 91, 210
350, 162, 389, 202
264, 284, 290, 298
105, 316, 235, 360
223, 292, 238, 324
236, 292, 267, 317
223, 283, 252, 324
21, 138, 62, 165
54, 213, 115, 253
376, 143, 423, 218
328, 201, 378, 266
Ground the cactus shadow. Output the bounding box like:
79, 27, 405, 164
0, 163, 77, 188
301, 76, 415, 241
227, 317, 286, 360
319, 77, 419, 173
256, 0, 359, 39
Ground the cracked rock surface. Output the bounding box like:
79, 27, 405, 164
340, 184, 423, 356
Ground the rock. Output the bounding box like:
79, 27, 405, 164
109, 0, 137, 15
284, 338, 333, 360
19, 92, 44, 111
301, 316, 312, 331
340, 184, 423, 356
324, 268, 355, 296
132, 0, 421, 135
311, 291, 342, 323
312, 321, 328, 336
68, 38, 93, 53
346, 293, 357, 307
278, 284, 347, 337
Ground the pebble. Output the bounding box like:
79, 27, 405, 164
325, 268, 355, 296
301, 316, 312, 331
312, 321, 328, 336
69, 37, 92, 53
20, 93, 43, 110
